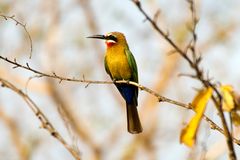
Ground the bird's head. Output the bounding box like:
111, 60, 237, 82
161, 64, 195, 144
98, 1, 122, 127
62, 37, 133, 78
87, 32, 128, 48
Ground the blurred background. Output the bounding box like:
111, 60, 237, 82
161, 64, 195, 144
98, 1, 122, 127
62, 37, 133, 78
0, 0, 240, 159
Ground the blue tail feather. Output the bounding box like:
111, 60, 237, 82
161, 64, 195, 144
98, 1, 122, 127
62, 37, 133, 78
115, 84, 138, 105
115, 83, 142, 133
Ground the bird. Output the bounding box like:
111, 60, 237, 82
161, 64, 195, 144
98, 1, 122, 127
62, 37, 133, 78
87, 32, 142, 134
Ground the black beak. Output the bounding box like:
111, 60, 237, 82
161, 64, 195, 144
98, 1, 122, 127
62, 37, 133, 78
86, 34, 106, 40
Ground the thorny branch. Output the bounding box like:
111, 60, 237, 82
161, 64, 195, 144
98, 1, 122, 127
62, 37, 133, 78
131, 0, 236, 159
0, 78, 81, 160
0, 2, 238, 158
1, 55, 240, 146
0, 14, 33, 58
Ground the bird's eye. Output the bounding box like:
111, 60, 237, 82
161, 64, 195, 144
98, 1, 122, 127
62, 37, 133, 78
107, 35, 117, 42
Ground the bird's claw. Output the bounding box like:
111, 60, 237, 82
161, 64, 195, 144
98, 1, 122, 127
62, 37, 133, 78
112, 79, 117, 83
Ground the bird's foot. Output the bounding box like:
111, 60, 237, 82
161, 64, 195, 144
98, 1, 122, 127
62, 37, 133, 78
112, 78, 117, 83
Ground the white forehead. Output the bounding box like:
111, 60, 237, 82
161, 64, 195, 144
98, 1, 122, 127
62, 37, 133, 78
106, 39, 116, 43
106, 32, 114, 36
106, 32, 112, 36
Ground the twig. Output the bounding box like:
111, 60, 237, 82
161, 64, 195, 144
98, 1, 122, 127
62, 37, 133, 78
47, 79, 101, 157
131, 0, 236, 159
0, 55, 195, 109
131, 0, 193, 65
0, 14, 33, 59
187, 0, 199, 61
1, 55, 240, 146
0, 78, 81, 160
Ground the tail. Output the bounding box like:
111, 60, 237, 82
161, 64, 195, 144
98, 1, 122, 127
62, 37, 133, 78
126, 103, 142, 134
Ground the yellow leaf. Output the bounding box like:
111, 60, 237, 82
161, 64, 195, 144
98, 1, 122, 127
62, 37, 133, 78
180, 87, 213, 147
220, 85, 234, 112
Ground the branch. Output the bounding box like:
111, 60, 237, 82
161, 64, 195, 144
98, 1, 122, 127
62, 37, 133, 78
131, 0, 192, 65
0, 55, 107, 84
132, 0, 236, 159
1, 55, 240, 146
0, 78, 81, 160
0, 14, 33, 58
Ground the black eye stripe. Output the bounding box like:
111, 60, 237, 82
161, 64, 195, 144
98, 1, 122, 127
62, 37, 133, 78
107, 35, 117, 42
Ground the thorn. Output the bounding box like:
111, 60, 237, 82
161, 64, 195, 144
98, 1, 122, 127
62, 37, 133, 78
196, 56, 202, 64
12, 65, 19, 69
85, 82, 90, 88
167, 49, 177, 56
153, 9, 161, 23
158, 98, 164, 102
1, 83, 5, 87
35, 111, 40, 116
59, 79, 62, 84
165, 30, 170, 38
51, 131, 57, 137
178, 73, 196, 78
26, 63, 30, 68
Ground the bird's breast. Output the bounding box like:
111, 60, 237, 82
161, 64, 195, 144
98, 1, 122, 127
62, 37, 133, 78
106, 49, 132, 80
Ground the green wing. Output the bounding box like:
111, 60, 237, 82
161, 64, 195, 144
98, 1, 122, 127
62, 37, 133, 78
125, 49, 138, 83
104, 56, 112, 79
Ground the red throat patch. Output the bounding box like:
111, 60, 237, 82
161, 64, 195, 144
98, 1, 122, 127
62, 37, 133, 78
105, 41, 115, 48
